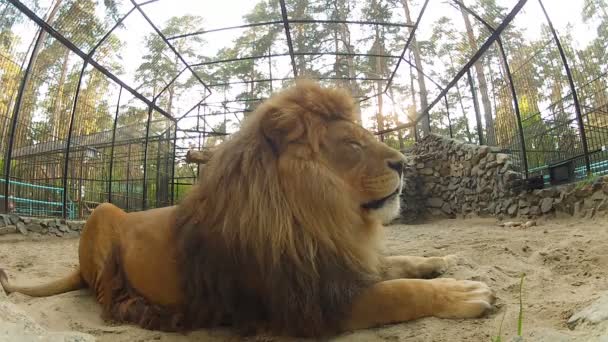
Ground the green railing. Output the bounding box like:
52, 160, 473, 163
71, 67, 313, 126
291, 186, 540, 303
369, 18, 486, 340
0, 179, 76, 219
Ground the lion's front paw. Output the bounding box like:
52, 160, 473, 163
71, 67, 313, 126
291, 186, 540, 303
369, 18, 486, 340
430, 278, 495, 319
419, 255, 459, 279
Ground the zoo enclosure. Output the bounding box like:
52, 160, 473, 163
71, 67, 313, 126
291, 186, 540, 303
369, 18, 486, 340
0, 0, 606, 219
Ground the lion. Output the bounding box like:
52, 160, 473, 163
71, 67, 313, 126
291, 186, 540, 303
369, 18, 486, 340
0, 80, 494, 338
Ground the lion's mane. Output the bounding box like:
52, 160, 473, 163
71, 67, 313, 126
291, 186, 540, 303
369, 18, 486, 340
173, 81, 384, 337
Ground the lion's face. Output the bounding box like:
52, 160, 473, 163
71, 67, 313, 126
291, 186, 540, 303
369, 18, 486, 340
319, 120, 406, 224
257, 80, 406, 225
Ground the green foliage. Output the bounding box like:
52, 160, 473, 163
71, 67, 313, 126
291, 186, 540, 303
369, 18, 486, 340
491, 273, 526, 342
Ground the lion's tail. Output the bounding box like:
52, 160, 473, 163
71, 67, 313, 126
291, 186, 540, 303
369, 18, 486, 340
0, 268, 85, 297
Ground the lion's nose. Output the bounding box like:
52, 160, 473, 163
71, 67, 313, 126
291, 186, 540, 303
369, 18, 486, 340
387, 160, 404, 177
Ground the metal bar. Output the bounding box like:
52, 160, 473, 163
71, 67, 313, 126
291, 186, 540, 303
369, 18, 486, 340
400, 57, 444, 91
278, 0, 298, 77
289, 19, 414, 27
193, 52, 400, 67
7, 0, 176, 122
451, 0, 495, 32
126, 143, 131, 211
170, 123, 177, 205
131, 0, 212, 96
141, 105, 153, 210
137, 0, 161, 6
538, 0, 590, 175
178, 129, 229, 135
62, 62, 88, 218
467, 69, 484, 144
384, 0, 430, 93
108, 86, 123, 203
153, 66, 187, 103
205, 76, 389, 87
87, 7, 135, 57
454, 0, 529, 176
3, 27, 44, 213
167, 20, 284, 40
497, 38, 528, 178
376, 0, 529, 136
444, 95, 453, 138
192, 53, 289, 67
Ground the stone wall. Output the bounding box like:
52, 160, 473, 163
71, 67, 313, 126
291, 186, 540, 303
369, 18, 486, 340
400, 134, 608, 221
0, 214, 84, 237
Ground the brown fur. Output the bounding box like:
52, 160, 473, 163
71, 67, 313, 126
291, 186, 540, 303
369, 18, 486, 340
171, 80, 384, 336
0, 80, 494, 339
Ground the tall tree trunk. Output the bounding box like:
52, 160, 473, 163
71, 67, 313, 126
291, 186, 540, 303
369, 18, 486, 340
459, 1, 496, 145
374, 26, 385, 132
332, 0, 360, 123
402, 0, 430, 135
29, 0, 62, 76
388, 87, 405, 149
408, 54, 418, 140
52, 48, 70, 138
448, 51, 473, 142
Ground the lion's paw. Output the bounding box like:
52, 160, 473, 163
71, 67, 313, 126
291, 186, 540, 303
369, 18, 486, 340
442, 254, 460, 268
430, 278, 495, 319
420, 255, 459, 279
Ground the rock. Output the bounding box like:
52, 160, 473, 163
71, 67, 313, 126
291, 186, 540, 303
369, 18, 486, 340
441, 202, 452, 214
575, 187, 593, 198
591, 190, 606, 201
537, 188, 557, 198
500, 221, 522, 228
419, 167, 433, 176
540, 198, 554, 213
567, 292, 608, 329
25, 223, 44, 233
15, 222, 27, 235
58, 224, 70, 233
523, 220, 537, 228
478, 146, 490, 158
508, 203, 518, 216
22, 217, 32, 224
0, 225, 17, 235
496, 153, 509, 165
530, 205, 541, 216
427, 197, 444, 208
8, 214, 20, 225
0, 215, 8, 227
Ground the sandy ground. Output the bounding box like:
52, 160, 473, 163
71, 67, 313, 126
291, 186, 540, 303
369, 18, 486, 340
1, 217, 607, 342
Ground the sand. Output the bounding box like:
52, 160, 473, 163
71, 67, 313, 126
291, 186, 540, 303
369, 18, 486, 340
1, 217, 607, 341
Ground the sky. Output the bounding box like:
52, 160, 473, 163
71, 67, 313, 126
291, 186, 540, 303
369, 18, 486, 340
8, 0, 602, 144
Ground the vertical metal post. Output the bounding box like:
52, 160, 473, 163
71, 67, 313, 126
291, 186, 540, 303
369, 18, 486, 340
126, 143, 131, 211
467, 69, 484, 145
154, 137, 161, 207
170, 124, 177, 206
108, 86, 122, 203
3, 27, 45, 212
497, 39, 529, 178
196, 105, 201, 182
538, 0, 591, 175
141, 106, 153, 210
62, 61, 88, 219
444, 95, 453, 138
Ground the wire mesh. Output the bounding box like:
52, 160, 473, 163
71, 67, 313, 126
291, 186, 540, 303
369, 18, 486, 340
0, 0, 607, 219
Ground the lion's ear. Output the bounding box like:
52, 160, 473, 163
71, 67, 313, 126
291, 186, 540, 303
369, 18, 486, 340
260, 109, 305, 153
